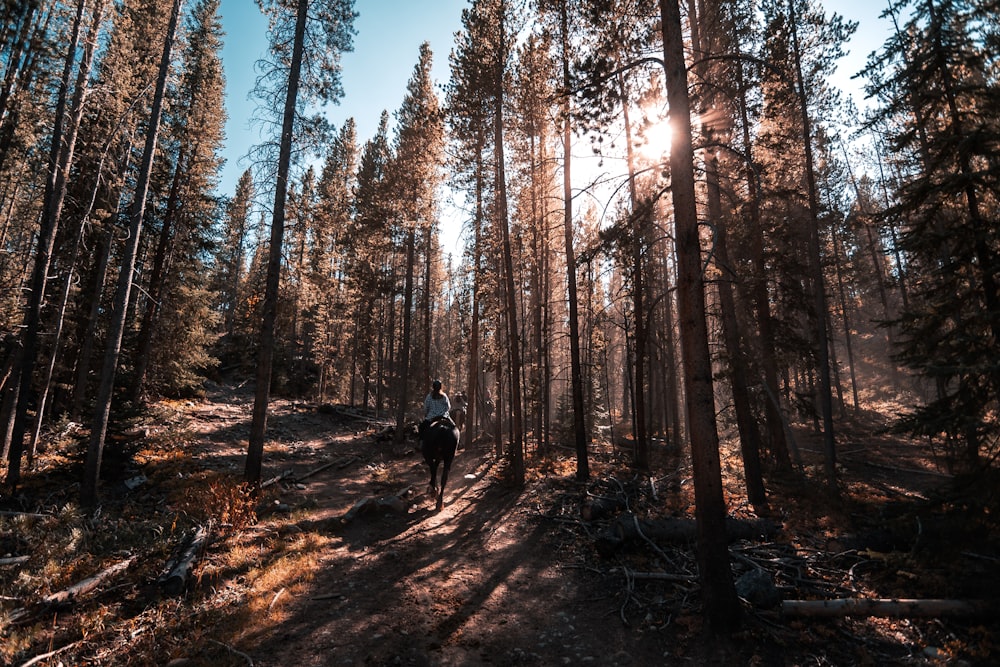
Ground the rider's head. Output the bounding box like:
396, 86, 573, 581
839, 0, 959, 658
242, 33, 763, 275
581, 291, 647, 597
432, 379, 442, 392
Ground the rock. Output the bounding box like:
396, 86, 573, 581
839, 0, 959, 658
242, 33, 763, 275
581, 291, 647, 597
735, 569, 780, 608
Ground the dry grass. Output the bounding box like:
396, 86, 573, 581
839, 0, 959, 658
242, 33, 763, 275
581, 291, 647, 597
0, 408, 338, 666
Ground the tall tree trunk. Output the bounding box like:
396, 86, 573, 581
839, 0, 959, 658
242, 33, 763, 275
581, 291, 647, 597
71, 227, 113, 420
26, 0, 106, 461
659, 0, 740, 633
494, 0, 524, 482
245, 0, 308, 486
708, 153, 768, 511
787, 0, 836, 493
4, 0, 88, 490
466, 137, 484, 440
81, 0, 182, 506
619, 74, 648, 470
131, 143, 189, 403
393, 228, 416, 443
422, 225, 433, 385
559, 0, 588, 480
735, 55, 792, 470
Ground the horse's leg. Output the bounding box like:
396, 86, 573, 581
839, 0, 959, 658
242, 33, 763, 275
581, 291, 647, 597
427, 458, 439, 497
437, 452, 454, 511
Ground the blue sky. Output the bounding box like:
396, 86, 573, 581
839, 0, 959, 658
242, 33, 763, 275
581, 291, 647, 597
217, 0, 468, 198
216, 0, 891, 242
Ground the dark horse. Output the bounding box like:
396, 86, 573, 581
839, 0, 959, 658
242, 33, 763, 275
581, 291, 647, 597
421, 418, 460, 511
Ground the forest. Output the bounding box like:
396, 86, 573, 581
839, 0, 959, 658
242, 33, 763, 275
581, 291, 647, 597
1, 0, 999, 663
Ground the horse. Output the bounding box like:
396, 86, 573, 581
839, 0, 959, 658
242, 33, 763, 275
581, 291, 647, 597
421, 418, 460, 511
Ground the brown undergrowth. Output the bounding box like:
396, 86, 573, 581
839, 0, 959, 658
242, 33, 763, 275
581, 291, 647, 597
1, 386, 998, 666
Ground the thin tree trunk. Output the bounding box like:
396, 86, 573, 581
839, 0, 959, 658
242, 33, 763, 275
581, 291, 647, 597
4, 0, 87, 490
735, 54, 791, 470
81, 0, 182, 506
619, 74, 648, 470
71, 227, 112, 420
393, 228, 416, 444
245, 0, 308, 486
465, 138, 483, 440
830, 221, 860, 413
131, 145, 188, 402
787, 0, 836, 493
708, 154, 768, 510
27, 0, 105, 461
559, 0, 587, 480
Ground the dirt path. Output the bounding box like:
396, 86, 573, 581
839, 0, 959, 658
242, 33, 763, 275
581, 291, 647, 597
175, 386, 679, 666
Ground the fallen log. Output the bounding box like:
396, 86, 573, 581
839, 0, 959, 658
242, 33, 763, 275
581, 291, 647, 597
159, 524, 211, 595
7, 556, 138, 624
596, 513, 781, 557
580, 496, 628, 522
781, 598, 994, 618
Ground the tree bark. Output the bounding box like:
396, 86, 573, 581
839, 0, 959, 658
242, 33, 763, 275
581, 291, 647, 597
246, 0, 308, 486
559, 0, 588, 480
4, 0, 87, 490
659, 0, 740, 633
393, 228, 416, 443
781, 598, 994, 618
787, 0, 837, 492
494, 0, 524, 482
80, 0, 182, 507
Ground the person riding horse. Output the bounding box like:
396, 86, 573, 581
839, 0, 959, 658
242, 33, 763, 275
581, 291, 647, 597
420, 379, 453, 436
419, 379, 460, 510
450, 391, 468, 432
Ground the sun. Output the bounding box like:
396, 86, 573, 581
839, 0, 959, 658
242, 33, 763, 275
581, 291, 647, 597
637, 117, 672, 161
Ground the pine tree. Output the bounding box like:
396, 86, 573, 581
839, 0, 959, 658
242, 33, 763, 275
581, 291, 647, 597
245, 0, 355, 487
863, 0, 1000, 465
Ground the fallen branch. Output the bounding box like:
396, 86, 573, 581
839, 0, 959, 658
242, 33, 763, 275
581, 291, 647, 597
781, 598, 994, 618
622, 569, 698, 583
295, 455, 358, 482
159, 524, 211, 595
268, 587, 286, 612
261, 469, 293, 489
0, 510, 49, 518
7, 556, 138, 625
209, 639, 254, 666
19, 639, 84, 667
0, 555, 30, 566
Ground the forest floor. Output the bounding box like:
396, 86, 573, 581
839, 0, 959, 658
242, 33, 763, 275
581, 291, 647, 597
2, 383, 1000, 666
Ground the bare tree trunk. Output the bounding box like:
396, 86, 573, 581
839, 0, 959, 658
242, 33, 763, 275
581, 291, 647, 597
735, 55, 791, 470
4, 0, 88, 490
27, 0, 106, 461
619, 75, 648, 470
465, 140, 484, 440
71, 227, 112, 420
393, 228, 416, 443
787, 0, 836, 493
830, 221, 859, 413
708, 154, 768, 510
422, 224, 433, 385
245, 0, 308, 486
559, 0, 587, 480
81, 0, 182, 506
131, 146, 186, 403
659, 0, 740, 633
